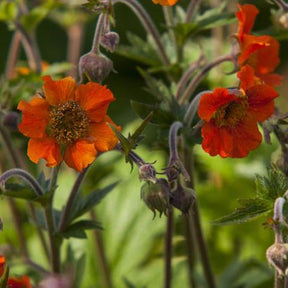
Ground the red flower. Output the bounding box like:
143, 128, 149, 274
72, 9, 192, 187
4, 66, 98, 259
198, 80, 278, 157
18, 76, 120, 172
236, 4, 282, 86
7, 276, 31, 288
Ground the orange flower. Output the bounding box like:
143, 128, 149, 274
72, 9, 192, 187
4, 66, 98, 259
152, 0, 178, 6
198, 80, 278, 157
14, 61, 49, 77
18, 76, 120, 171
0, 255, 5, 276
7, 276, 32, 288
236, 4, 281, 86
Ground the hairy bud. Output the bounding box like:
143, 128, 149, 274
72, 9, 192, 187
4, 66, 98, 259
141, 178, 170, 218
79, 52, 113, 83
38, 274, 73, 288
170, 181, 196, 215
139, 163, 157, 183
101, 32, 119, 53
266, 243, 288, 276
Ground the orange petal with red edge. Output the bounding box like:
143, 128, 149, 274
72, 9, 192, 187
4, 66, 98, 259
89, 116, 120, 152
18, 97, 50, 138
247, 84, 278, 122
64, 140, 97, 172
28, 138, 62, 167
7, 275, 32, 288
75, 82, 115, 122
198, 88, 238, 122
152, 0, 178, 6
42, 75, 76, 106
236, 4, 259, 41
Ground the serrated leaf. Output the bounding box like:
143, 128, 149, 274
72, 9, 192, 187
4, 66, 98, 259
116, 32, 161, 67
67, 182, 118, 223
212, 198, 271, 225
255, 166, 288, 201
0, 1, 18, 22
61, 220, 102, 239
0, 182, 40, 201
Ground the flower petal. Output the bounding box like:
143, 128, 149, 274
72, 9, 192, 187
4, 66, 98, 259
28, 138, 62, 167
236, 4, 259, 41
247, 84, 278, 122
64, 140, 97, 172
239, 35, 280, 75
42, 75, 76, 106
75, 82, 115, 122
152, 0, 178, 5
18, 97, 50, 138
88, 116, 120, 152
201, 115, 262, 158
0, 256, 5, 277
198, 88, 238, 121
7, 275, 32, 288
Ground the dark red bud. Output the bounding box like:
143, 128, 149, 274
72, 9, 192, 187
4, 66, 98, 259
139, 163, 157, 183
266, 243, 288, 276
101, 32, 119, 53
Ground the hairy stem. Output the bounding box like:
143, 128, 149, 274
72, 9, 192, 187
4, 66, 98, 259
91, 14, 105, 54
178, 54, 234, 105
186, 0, 201, 23
164, 208, 174, 288
270, 0, 288, 11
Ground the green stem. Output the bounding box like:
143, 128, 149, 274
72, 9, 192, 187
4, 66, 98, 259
185, 0, 201, 23
90, 210, 113, 288
164, 208, 174, 288
183, 146, 216, 288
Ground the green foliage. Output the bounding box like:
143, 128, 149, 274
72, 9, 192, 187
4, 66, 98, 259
213, 166, 288, 225
116, 32, 161, 67
0, 1, 18, 22
20, 0, 58, 31
66, 182, 119, 223
61, 220, 102, 239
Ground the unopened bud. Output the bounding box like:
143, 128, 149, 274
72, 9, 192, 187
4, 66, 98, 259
170, 181, 196, 215
266, 243, 288, 276
101, 32, 119, 53
141, 178, 170, 218
79, 52, 113, 83
139, 163, 157, 183
280, 13, 288, 29
38, 274, 73, 288
2, 112, 19, 131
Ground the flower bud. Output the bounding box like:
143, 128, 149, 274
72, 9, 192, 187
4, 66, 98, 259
2, 112, 19, 131
38, 274, 73, 288
79, 52, 113, 83
170, 181, 196, 215
139, 163, 157, 183
141, 178, 170, 218
101, 32, 119, 53
266, 243, 288, 276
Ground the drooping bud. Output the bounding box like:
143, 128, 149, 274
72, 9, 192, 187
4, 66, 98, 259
79, 52, 113, 83
266, 243, 288, 276
101, 32, 119, 53
38, 274, 73, 288
2, 112, 19, 131
170, 181, 196, 215
139, 163, 157, 183
141, 178, 170, 218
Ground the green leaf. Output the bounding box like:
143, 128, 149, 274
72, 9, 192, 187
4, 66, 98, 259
61, 220, 102, 239
67, 182, 118, 223
212, 198, 271, 225
130, 100, 175, 127
0, 182, 40, 201
255, 166, 288, 201
116, 32, 161, 67
0, 1, 18, 22
20, 0, 57, 31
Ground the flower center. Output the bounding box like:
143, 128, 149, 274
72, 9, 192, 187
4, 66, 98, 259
214, 98, 248, 128
48, 101, 89, 145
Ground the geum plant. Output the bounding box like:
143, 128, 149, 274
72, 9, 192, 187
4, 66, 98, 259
0, 0, 288, 287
